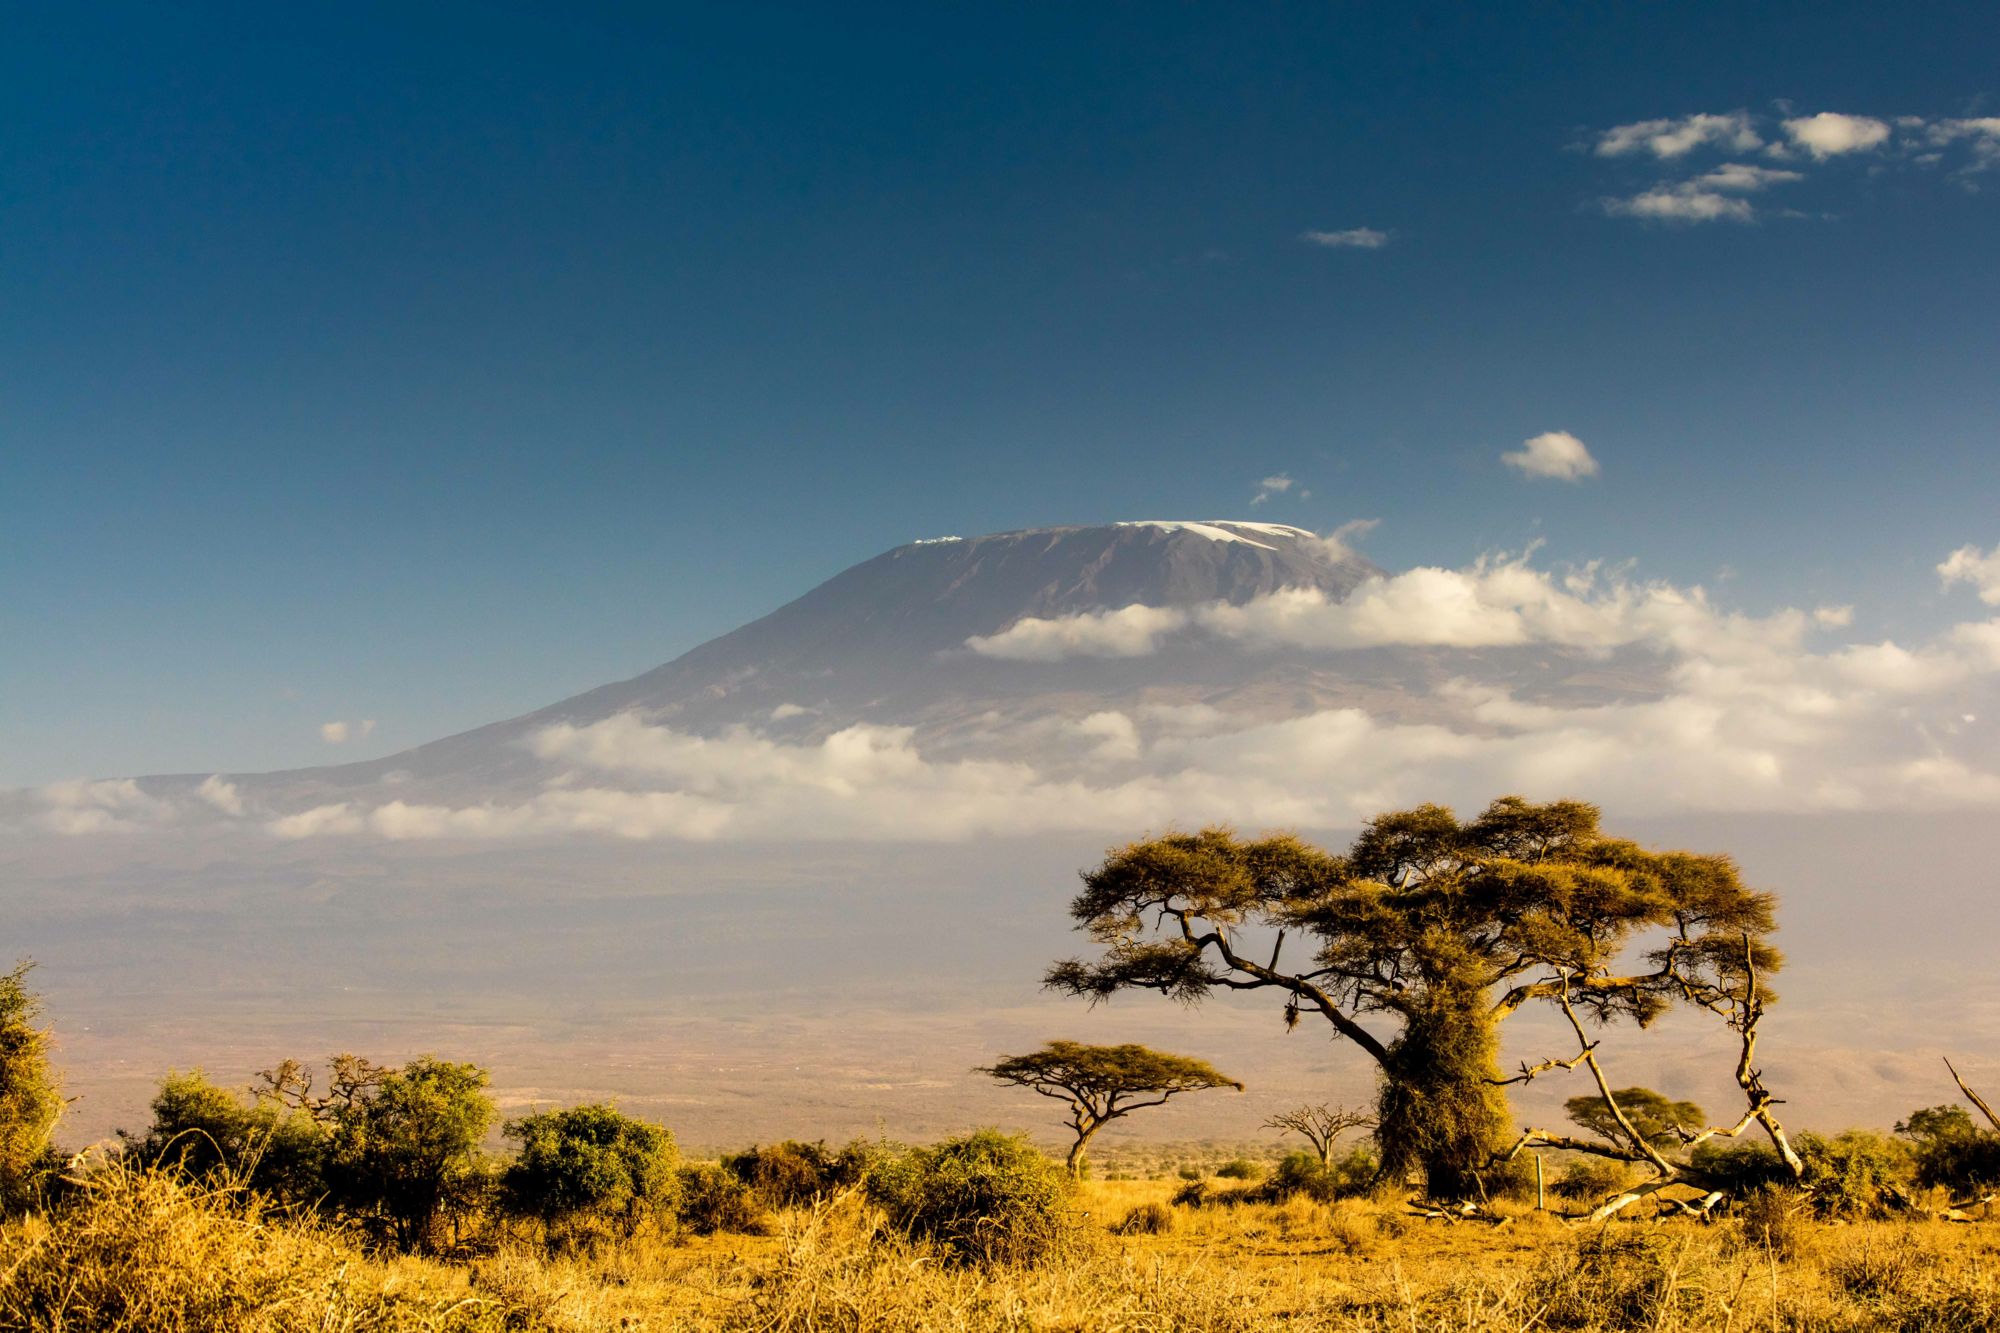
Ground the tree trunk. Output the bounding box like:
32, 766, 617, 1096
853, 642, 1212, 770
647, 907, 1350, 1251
1065, 1120, 1102, 1177
1373, 991, 1513, 1201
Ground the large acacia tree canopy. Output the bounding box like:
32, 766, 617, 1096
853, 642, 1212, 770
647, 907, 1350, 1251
981, 1041, 1241, 1103
1045, 797, 1780, 1046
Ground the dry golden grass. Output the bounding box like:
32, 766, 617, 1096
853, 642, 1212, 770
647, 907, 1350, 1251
12, 1166, 2000, 1330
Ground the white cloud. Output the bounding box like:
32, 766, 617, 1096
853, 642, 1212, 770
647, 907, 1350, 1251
1502, 431, 1600, 481
1300, 227, 1390, 249
1941, 544, 2000, 605
1596, 112, 1763, 159
320, 719, 377, 745
1814, 605, 1855, 628
1249, 475, 1294, 507
964, 603, 1190, 662
1783, 112, 1892, 159
769, 703, 814, 721
1601, 163, 1801, 223
1314, 518, 1379, 564
195, 775, 245, 817
35, 778, 174, 836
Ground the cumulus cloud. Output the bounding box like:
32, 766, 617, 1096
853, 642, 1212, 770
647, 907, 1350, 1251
1601, 163, 1802, 223
1502, 431, 1600, 481
1941, 544, 2000, 605
1783, 112, 1892, 159
1590, 109, 1996, 221
320, 719, 376, 745
1595, 112, 1763, 159
196, 775, 245, 817
1300, 227, 1390, 249
1249, 475, 1294, 506
964, 603, 1191, 661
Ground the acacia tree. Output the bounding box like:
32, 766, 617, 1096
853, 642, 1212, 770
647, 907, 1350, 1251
1045, 797, 1782, 1199
1566, 1087, 1705, 1151
979, 1041, 1241, 1174
1265, 1104, 1374, 1167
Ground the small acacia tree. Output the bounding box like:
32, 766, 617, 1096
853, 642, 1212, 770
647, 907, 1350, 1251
1046, 797, 1782, 1199
1265, 1104, 1374, 1167
0, 962, 62, 1211
1566, 1087, 1704, 1152
979, 1041, 1241, 1174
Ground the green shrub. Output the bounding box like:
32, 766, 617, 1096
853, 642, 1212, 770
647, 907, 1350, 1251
1900, 1104, 2000, 1195
1215, 1157, 1263, 1181
0, 962, 62, 1213
123, 1071, 327, 1207
1691, 1139, 1790, 1196
863, 1129, 1078, 1267
501, 1104, 680, 1243
676, 1162, 769, 1235
322, 1057, 495, 1253
724, 1137, 881, 1207
1796, 1129, 1914, 1218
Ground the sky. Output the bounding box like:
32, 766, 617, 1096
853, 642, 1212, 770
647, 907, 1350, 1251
5, 2, 2000, 786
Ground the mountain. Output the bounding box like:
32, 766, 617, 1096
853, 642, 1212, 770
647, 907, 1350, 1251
138, 522, 1387, 805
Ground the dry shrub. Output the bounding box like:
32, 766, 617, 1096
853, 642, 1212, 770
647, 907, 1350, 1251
1111, 1200, 1174, 1235
0, 1162, 388, 1332
726, 1195, 1266, 1333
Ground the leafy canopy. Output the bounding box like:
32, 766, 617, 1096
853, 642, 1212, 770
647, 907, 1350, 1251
1566, 1087, 1706, 1151
1047, 797, 1780, 1046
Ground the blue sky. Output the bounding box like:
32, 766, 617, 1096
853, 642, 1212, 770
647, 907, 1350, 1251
4, 2, 1998, 785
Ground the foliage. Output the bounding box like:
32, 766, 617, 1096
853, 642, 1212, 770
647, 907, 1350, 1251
1795, 1129, 1915, 1219
1047, 798, 1779, 1198
1900, 1103, 2000, 1194
319, 1057, 496, 1252
501, 1103, 680, 1242
979, 1041, 1240, 1173
1565, 1087, 1706, 1151
1215, 1157, 1262, 1181
723, 1138, 880, 1207
123, 1071, 328, 1206
676, 1161, 769, 1235
0, 961, 63, 1213
1257, 1147, 1381, 1203
1551, 1156, 1629, 1202
863, 1129, 1077, 1267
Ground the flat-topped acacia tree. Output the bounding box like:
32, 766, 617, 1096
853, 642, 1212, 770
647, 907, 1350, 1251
1045, 797, 1781, 1199
979, 1041, 1241, 1175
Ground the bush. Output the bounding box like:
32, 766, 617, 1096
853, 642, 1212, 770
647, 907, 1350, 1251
1215, 1157, 1263, 1181
724, 1137, 881, 1207
1691, 1139, 1790, 1196
1900, 1104, 2000, 1195
1735, 1185, 1804, 1259
677, 1162, 769, 1235
123, 1071, 327, 1208
1112, 1201, 1175, 1235
0, 962, 62, 1213
1796, 1129, 1914, 1218
863, 1129, 1078, 1267
1260, 1146, 1378, 1203
1170, 1178, 1208, 1208
322, 1057, 495, 1253
501, 1104, 680, 1244
1551, 1157, 1628, 1202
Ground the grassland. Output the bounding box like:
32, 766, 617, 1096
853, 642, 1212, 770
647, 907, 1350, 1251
9, 1160, 2000, 1332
